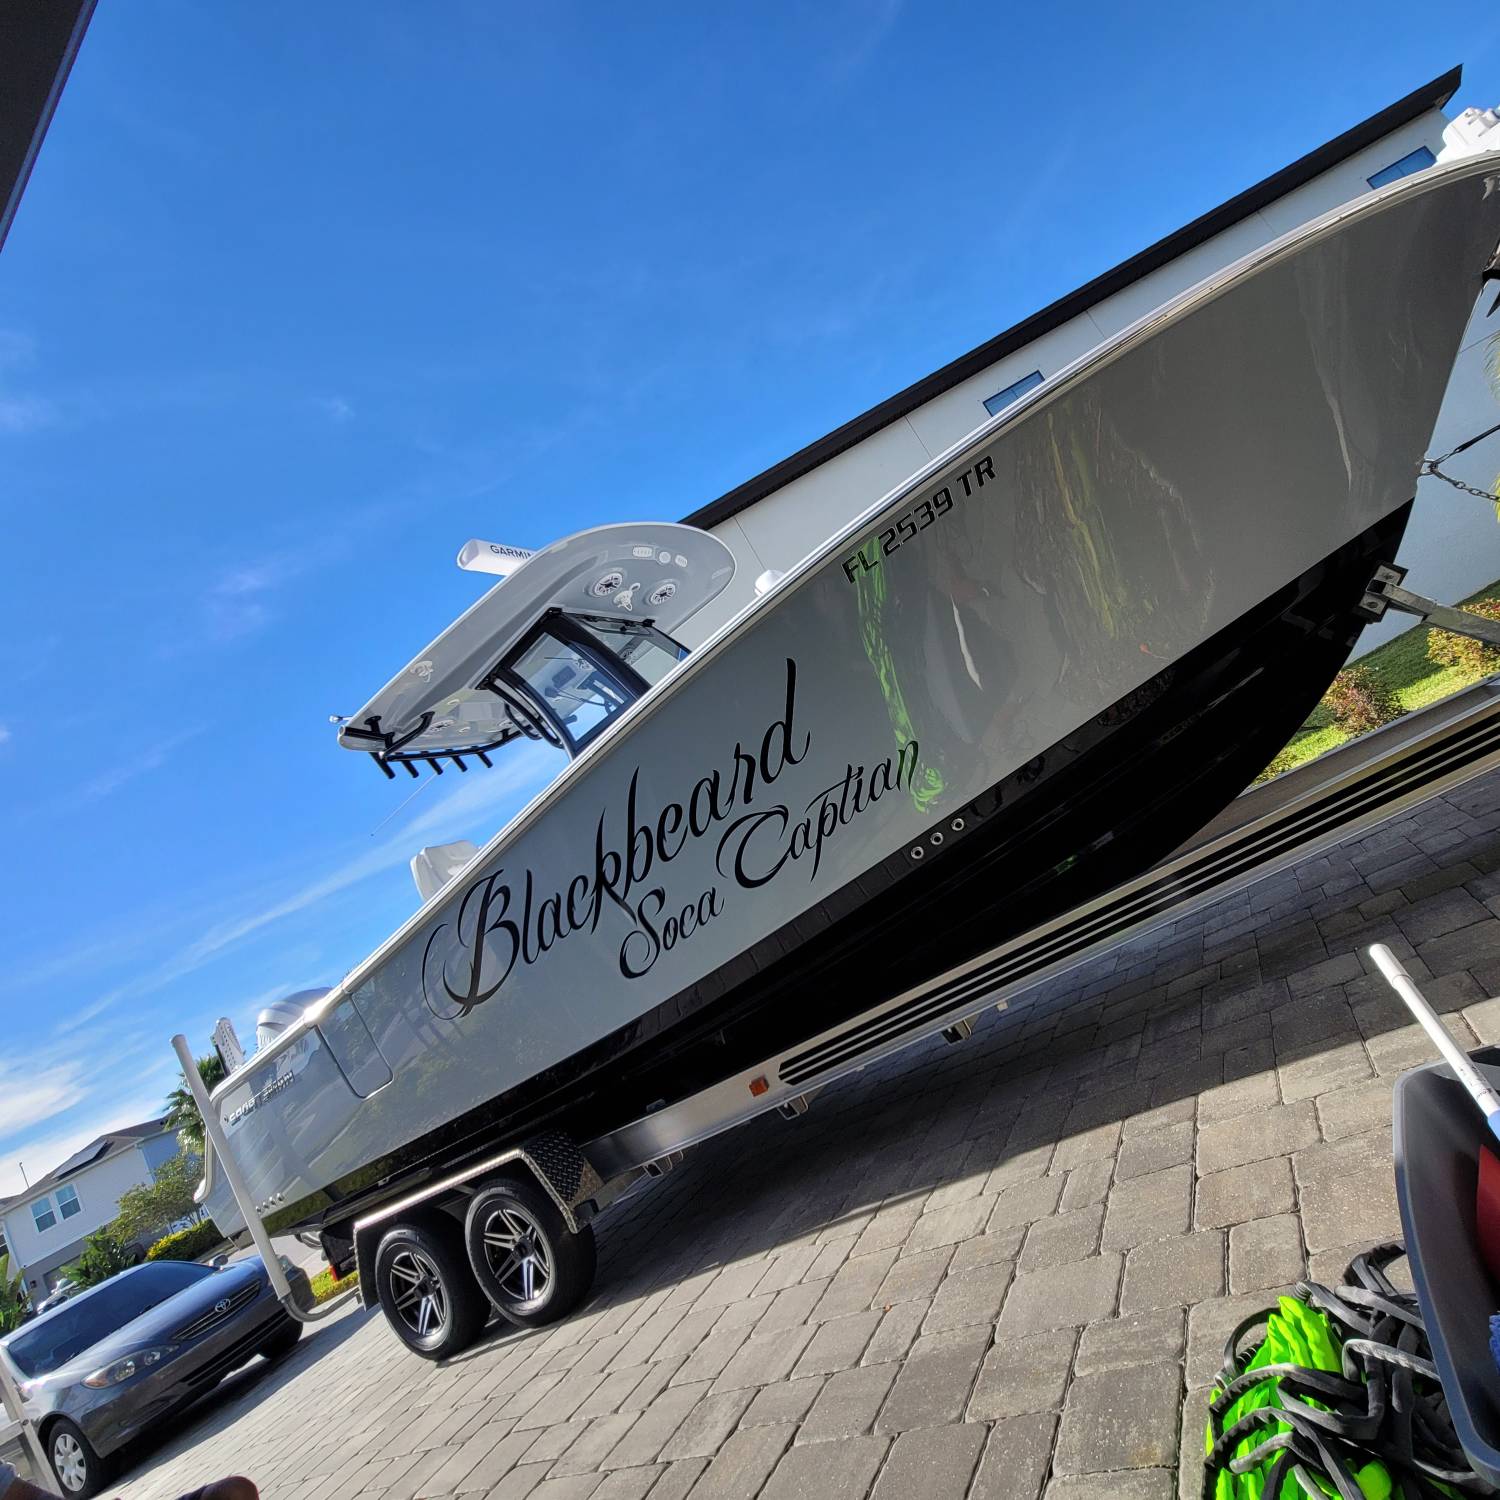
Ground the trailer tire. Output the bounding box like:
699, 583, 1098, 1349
465, 1177, 596, 1329
374, 1220, 488, 1360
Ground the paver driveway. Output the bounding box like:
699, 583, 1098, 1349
98, 766, 1500, 1500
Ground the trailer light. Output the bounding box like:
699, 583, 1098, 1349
749, 1076, 769, 1097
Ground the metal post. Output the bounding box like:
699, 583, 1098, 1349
171, 1036, 358, 1322
1369, 944, 1500, 1141
0, 1351, 58, 1495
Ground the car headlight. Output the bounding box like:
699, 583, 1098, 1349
82, 1347, 176, 1388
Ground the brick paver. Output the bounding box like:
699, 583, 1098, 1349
94, 768, 1500, 1499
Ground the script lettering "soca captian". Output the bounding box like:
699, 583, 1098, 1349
420, 658, 924, 1016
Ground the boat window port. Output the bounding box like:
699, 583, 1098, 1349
1367, 145, 1436, 189
983, 369, 1043, 417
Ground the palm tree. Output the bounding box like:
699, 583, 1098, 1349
0, 1254, 30, 1333
66, 1229, 131, 1290
164, 1052, 227, 1155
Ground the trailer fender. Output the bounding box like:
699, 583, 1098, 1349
351, 1134, 604, 1308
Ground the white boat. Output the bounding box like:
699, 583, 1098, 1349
191, 154, 1500, 1357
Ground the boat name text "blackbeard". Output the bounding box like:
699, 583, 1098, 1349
420, 659, 922, 1017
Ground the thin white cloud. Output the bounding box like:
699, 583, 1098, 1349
831, 0, 903, 78
180, 745, 553, 964
0, 1062, 88, 1142
0, 329, 57, 433
198, 541, 340, 645
76, 743, 554, 1021
0, 919, 179, 1003
0, 395, 57, 432
0, 724, 10, 745
216, 565, 283, 597
314, 395, 355, 423
51, 994, 121, 1037
0, 633, 59, 689
0, 330, 37, 371
0, 1072, 176, 1202
77, 726, 204, 804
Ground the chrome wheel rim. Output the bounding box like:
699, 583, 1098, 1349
386, 1248, 448, 1339
54, 1432, 87, 1492
481, 1204, 553, 1304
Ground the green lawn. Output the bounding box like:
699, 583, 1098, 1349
310, 1265, 358, 1303
1259, 576, 1500, 780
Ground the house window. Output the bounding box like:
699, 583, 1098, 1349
31, 1199, 55, 1234
56, 1184, 81, 1221
983, 370, 1044, 417
1367, 146, 1436, 189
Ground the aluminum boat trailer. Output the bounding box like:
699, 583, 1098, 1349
175, 596, 1500, 1354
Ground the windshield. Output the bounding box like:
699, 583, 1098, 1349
508, 630, 633, 750
4, 1262, 213, 1378
574, 616, 686, 688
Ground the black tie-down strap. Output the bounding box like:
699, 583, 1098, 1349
1203, 1242, 1495, 1498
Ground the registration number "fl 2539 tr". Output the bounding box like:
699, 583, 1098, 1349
841, 453, 996, 583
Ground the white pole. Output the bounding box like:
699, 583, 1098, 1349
170, 1036, 356, 1322
0, 1351, 58, 1494
1368, 943, 1500, 1139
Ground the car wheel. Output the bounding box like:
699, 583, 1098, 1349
262, 1316, 304, 1359
47, 1418, 111, 1498
374, 1221, 487, 1360
464, 1177, 596, 1329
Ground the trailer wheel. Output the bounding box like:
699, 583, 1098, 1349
374, 1220, 488, 1360
465, 1177, 596, 1328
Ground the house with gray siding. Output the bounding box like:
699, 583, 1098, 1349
0, 1119, 185, 1298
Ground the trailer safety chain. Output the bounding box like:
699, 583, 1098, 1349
1422, 419, 1500, 506
1203, 1243, 1492, 1498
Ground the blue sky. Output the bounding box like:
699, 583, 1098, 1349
2, 1, 1499, 1198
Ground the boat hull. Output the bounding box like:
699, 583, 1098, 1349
206, 156, 1500, 1239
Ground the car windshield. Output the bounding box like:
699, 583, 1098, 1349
4, 1263, 213, 1377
